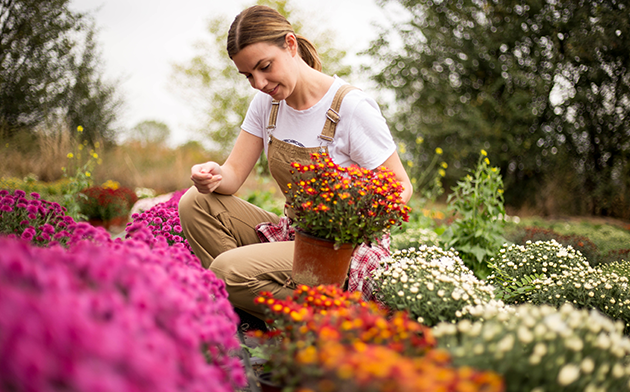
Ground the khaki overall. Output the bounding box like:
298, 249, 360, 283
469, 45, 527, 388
178, 85, 358, 320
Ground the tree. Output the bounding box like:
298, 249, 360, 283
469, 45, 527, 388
0, 0, 121, 144
367, 0, 629, 218
128, 120, 171, 147
172, 0, 352, 157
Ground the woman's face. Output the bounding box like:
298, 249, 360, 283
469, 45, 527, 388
232, 35, 298, 101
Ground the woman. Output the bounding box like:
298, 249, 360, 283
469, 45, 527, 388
178, 5, 412, 324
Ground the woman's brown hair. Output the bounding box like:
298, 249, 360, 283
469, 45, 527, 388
227, 5, 321, 72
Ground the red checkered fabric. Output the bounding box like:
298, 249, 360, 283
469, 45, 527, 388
256, 217, 390, 302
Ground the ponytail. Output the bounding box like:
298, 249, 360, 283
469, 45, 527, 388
296, 35, 321, 72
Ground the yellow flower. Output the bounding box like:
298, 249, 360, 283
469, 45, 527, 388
85, 171, 91, 177
78, 145, 84, 151
441, 162, 448, 169
481, 149, 487, 156
439, 169, 446, 177
484, 157, 490, 165
101, 180, 120, 190
95, 141, 100, 148
66, 153, 74, 159
416, 137, 424, 144
406, 160, 413, 167
92, 153, 98, 159
398, 143, 406, 154
435, 147, 443, 155
77, 125, 83, 133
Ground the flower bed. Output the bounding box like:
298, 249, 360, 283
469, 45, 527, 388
0, 233, 245, 391
433, 302, 630, 392
249, 285, 504, 391
489, 240, 630, 333
0, 189, 245, 391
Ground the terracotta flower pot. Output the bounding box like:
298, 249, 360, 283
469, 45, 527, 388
292, 230, 355, 287
88, 215, 128, 230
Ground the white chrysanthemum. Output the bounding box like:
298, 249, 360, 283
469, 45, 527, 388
557, 364, 580, 386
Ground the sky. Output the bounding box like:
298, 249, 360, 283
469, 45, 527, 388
70, 0, 401, 147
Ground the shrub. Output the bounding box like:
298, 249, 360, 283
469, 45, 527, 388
371, 246, 496, 327
489, 240, 591, 304
490, 240, 630, 333
433, 303, 630, 392
506, 226, 600, 265
0, 233, 245, 391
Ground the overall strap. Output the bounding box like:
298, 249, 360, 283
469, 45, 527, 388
266, 100, 280, 143
319, 84, 359, 143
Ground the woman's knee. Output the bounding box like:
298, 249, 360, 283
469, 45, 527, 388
177, 186, 199, 222
209, 251, 238, 281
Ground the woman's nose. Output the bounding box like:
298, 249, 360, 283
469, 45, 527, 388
251, 73, 266, 91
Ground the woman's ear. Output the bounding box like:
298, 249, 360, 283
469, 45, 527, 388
285, 33, 298, 57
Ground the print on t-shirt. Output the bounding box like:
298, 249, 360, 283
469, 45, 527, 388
282, 139, 305, 147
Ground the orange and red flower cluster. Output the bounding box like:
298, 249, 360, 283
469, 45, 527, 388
252, 285, 504, 392
255, 285, 433, 356
287, 153, 411, 247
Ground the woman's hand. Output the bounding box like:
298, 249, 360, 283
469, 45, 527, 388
190, 161, 223, 194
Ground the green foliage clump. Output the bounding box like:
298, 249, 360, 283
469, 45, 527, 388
244, 189, 284, 217
371, 246, 496, 327
0, 177, 72, 201
442, 151, 506, 278
433, 303, 630, 392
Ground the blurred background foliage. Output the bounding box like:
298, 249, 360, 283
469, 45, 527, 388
367, 0, 629, 219
0, 0, 122, 146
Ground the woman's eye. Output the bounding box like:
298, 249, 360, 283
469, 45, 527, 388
261, 63, 271, 71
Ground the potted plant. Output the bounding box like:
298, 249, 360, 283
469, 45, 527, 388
79, 181, 138, 229
286, 152, 411, 286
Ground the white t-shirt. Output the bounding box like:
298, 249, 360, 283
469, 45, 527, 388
241, 77, 396, 170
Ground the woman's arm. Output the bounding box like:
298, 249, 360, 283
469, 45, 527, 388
190, 130, 263, 195
380, 151, 413, 204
